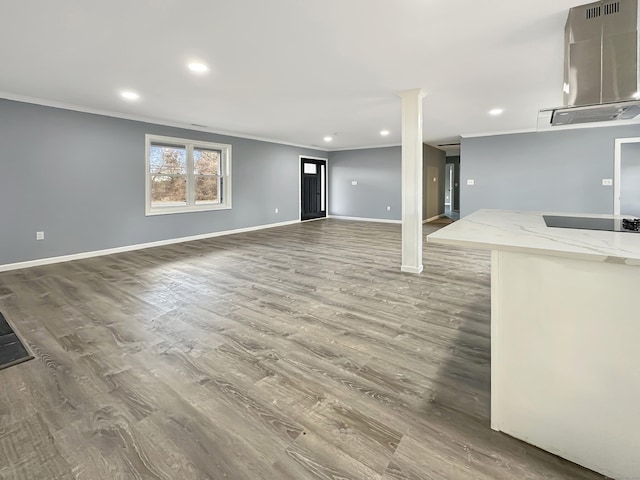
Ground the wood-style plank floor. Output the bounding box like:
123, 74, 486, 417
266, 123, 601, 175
0, 219, 607, 480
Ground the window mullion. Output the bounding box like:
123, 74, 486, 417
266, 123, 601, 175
187, 144, 195, 206
220, 149, 226, 202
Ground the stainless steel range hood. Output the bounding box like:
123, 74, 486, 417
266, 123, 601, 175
538, 0, 640, 127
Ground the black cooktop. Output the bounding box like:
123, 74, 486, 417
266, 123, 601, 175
543, 215, 640, 233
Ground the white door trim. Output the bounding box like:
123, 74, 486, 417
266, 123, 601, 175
614, 137, 640, 215
299, 155, 329, 221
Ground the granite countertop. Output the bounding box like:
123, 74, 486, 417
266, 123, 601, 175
426, 209, 640, 266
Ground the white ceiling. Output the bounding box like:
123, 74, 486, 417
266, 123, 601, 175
0, 0, 585, 151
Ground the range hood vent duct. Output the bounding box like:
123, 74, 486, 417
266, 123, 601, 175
586, 5, 602, 18
538, 0, 640, 127
604, 2, 620, 14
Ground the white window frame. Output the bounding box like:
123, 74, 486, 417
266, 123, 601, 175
145, 134, 232, 216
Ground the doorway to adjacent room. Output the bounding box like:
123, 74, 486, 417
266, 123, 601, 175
444, 158, 460, 220
615, 137, 640, 217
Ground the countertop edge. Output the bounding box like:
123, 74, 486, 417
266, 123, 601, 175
425, 210, 640, 266
426, 235, 613, 263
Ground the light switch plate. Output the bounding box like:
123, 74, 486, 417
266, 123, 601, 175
351, 180, 358, 186
36, 231, 44, 240
467, 179, 475, 186
602, 178, 613, 186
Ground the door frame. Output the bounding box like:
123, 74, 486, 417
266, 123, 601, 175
299, 155, 329, 221
614, 137, 640, 215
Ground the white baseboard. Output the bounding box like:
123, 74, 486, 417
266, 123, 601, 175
329, 215, 401, 224
0, 219, 299, 273
401, 264, 424, 274
423, 214, 446, 224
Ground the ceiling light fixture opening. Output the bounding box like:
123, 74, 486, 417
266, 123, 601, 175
188, 62, 209, 73
489, 108, 504, 116
380, 130, 390, 136
121, 91, 140, 101
323, 136, 333, 142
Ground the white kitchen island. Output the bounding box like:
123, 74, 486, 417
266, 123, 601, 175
427, 210, 640, 480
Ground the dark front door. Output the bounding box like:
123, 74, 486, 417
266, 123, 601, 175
301, 158, 326, 221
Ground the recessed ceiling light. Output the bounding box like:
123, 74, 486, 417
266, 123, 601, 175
188, 62, 209, 73
380, 130, 390, 136
120, 91, 140, 101
489, 108, 504, 116
324, 136, 333, 142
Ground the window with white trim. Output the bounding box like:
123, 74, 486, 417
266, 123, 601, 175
145, 134, 232, 215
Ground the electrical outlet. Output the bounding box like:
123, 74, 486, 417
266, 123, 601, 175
351, 180, 358, 186
602, 178, 613, 186
36, 231, 44, 240
274, 208, 279, 213
467, 179, 475, 186
387, 206, 391, 211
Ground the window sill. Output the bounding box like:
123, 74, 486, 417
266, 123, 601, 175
145, 204, 232, 216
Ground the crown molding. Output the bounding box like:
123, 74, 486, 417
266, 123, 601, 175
327, 143, 401, 152
0, 91, 328, 152
462, 118, 640, 139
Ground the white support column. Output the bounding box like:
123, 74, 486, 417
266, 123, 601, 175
399, 88, 426, 274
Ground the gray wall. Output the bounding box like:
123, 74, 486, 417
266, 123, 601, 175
460, 124, 640, 217
423, 144, 446, 220
0, 99, 326, 265
328, 147, 401, 221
